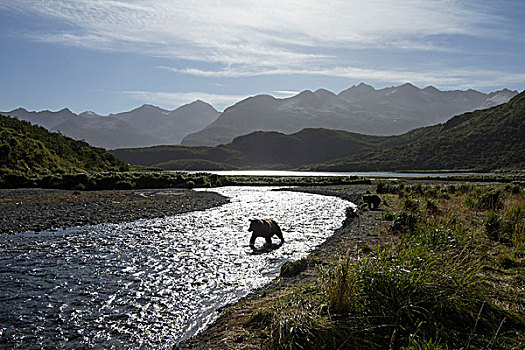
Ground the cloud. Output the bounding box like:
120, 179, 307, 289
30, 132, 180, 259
274, 90, 301, 98
164, 65, 525, 90
122, 90, 251, 110
3, 0, 521, 92
3, 0, 505, 68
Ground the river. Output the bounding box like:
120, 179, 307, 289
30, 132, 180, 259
0, 187, 353, 349
183, 170, 481, 178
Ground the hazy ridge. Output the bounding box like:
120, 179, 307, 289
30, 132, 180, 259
181, 83, 517, 146
3, 101, 220, 149
2, 83, 516, 151
113, 90, 525, 172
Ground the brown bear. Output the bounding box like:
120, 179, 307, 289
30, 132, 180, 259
248, 219, 284, 249
363, 194, 381, 210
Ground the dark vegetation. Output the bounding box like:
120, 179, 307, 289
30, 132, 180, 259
0, 114, 127, 175
220, 175, 371, 187
0, 171, 226, 190
0, 169, 370, 190
113, 91, 525, 172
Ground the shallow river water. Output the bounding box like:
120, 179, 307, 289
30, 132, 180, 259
0, 187, 352, 348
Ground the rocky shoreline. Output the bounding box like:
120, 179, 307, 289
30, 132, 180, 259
0, 188, 229, 234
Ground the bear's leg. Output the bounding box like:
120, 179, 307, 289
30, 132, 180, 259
265, 236, 272, 245
275, 230, 284, 244
249, 234, 257, 248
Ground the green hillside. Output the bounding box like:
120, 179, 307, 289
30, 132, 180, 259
312, 91, 525, 171
0, 114, 128, 175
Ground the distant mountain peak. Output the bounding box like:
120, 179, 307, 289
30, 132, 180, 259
123, 104, 167, 114
79, 111, 102, 118
492, 88, 517, 94
296, 89, 314, 96
173, 100, 219, 115
187, 99, 215, 109
240, 94, 277, 104
355, 82, 374, 89
314, 88, 337, 98
423, 85, 439, 92
10, 107, 29, 113
139, 104, 160, 109
398, 82, 419, 90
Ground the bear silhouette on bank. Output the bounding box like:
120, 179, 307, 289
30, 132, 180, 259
248, 219, 284, 250
363, 194, 381, 210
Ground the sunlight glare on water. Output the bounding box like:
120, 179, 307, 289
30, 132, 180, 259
0, 187, 353, 348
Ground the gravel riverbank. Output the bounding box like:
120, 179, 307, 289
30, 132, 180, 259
0, 188, 229, 234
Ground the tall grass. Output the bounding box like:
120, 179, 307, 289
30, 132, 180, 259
257, 183, 524, 349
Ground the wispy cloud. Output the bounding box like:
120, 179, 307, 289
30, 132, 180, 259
161, 65, 525, 89
3, 0, 521, 94
122, 90, 251, 110
2, 1, 505, 68
274, 90, 301, 98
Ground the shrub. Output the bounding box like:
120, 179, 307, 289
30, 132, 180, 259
477, 188, 505, 210
280, 259, 309, 278
505, 183, 522, 194
377, 182, 401, 194
390, 211, 420, 235
324, 254, 362, 313
383, 211, 395, 221
485, 212, 504, 242
321, 248, 494, 349
425, 198, 441, 215
485, 207, 525, 245
402, 198, 420, 212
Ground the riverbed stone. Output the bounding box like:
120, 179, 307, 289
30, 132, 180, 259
0, 188, 229, 234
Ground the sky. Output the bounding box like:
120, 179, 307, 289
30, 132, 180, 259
1, 0, 524, 114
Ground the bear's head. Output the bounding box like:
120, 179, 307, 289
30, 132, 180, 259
249, 219, 261, 232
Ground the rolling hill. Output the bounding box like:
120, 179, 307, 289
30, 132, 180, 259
0, 114, 127, 175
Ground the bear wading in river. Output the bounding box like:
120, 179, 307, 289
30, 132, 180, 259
363, 194, 381, 210
248, 219, 284, 250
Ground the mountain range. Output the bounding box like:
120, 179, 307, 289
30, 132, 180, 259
112, 90, 525, 172
3, 101, 220, 149
3, 83, 517, 150
182, 83, 517, 146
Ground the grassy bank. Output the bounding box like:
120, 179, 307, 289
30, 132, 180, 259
0, 170, 371, 190
184, 182, 524, 349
